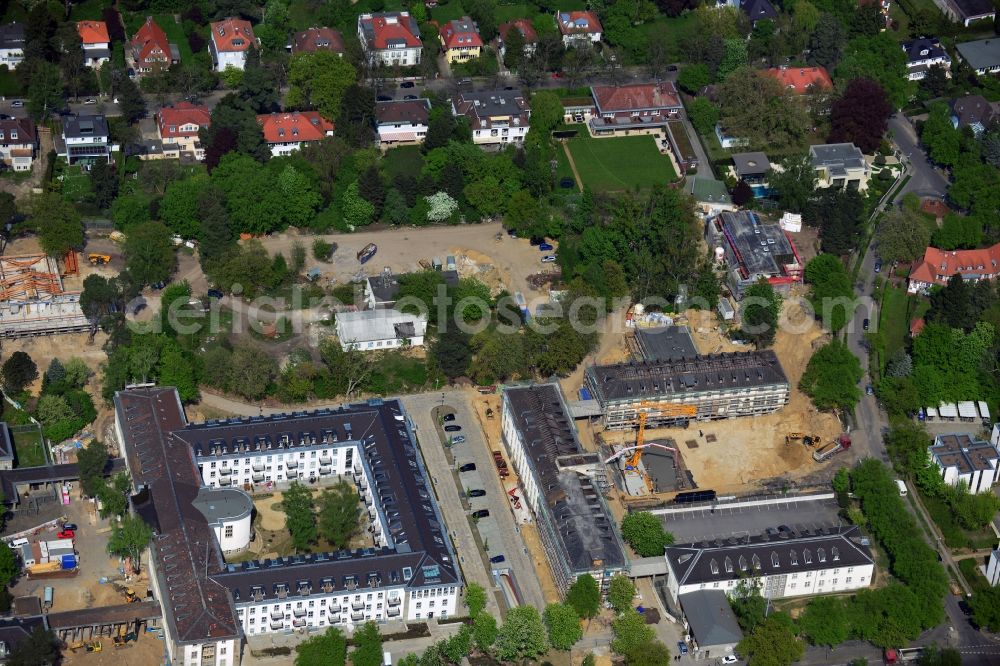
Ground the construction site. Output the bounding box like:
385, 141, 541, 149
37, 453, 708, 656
0, 252, 90, 339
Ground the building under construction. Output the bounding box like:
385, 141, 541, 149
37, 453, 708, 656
584, 351, 790, 430
0, 254, 90, 338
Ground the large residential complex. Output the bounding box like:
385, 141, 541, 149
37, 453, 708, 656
706, 210, 804, 299
452, 91, 530, 147
664, 526, 875, 602
501, 384, 627, 592
357, 12, 422, 67
584, 351, 790, 430
907, 243, 1000, 293
115, 387, 462, 665
928, 433, 999, 494
588, 82, 682, 135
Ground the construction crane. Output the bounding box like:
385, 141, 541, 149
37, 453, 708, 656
610, 401, 697, 494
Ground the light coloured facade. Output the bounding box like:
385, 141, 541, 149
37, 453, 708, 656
452, 91, 530, 148
929, 432, 1000, 494
664, 526, 875, 603
0, 23, 24, 70
209, 17, 256, 72
357, 12, 422, 67
335, 309, 427, 351
810, 143, 870, 192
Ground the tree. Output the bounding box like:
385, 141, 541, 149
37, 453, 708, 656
920, 101, 961, 167
473, 612, 498, 652
800, 339, 863, 411
198, 186, 235, 264
808, 13, 846, 69
806, 188, 865, 255
687, 97, 721, 136
529, 90, 563, 134
7, 627, 59, 666
1, 352, 38, 394
503, 26, 526, 71
319, 337, 375, 397
732, 180, 754, 206
737, 613, 804, 666
730, 579, 768, 631
77, 440, 110, 498
799, 596, 849, 646
565, 574, 601, 619
124, 221, 174, 287
26, 61, 63, 120
465, 582, 487, 618
116, 73, 147, 124
337, 84, 376, 147
828, 78, 893, 153
620, 511, 673, 556
425, 191, 458, 223
916, 644, 962, 666
678, 64, 712, 94
349, 622, 384, 666
295, 627, 346, 666
228, 344, 278, 401
968, 586, 1000, 632
160, 173, 210, 239
283, 482, 317, 550
919, 64, 950, 99
89, 161, 119, 210
835, 34, 910, 108
317, 481, 360, 549
107, 514, 153, 573
742, 281, 782, 347
611, 609, 655, 656
716, 67, 810, 150
607, 574, 636, 613
287, 51, 357, 121
805, 254, 855, 332
432, 327, 472, 379
158, 345, 198, 403
876, 207, 932, 263
0, 541, 18, 586
769, 154, 816, 213
495, 605, 548, 662
544, 603, 582, 650
111, 193, 151, 230
29, 193, 83, 256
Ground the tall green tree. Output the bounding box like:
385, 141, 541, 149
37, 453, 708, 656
799, 339, 862, 411
921, 102, 962, 168
349, 621, 384, 666
283, 482, 317, 550
1, 352, 38, 394
465, 582, 487, 618
77, 440, 110, 498
0, 540, 18, 586
730, 579, 767, 632
473, 612, 498, 652
544, 603, 582, 650
876, 207, 931, 263
107, 514, 153, 573
116, 72, 147, 124
799, 596, 850, 646
805, 254, 855, 332
7, 626, 60, 666
495, 605, 548, 662
317, 481, 360, 549
26, 60, 64, 120
769, 154, 816, 213
565, 574, 601, 619
611, 609, 655, 656
607, 574, 636, 613
737, 613, 804, 666
124, 221, 175, 287
295, 627, 346, 666
29, 193, 83, 256
287, 51, 357, 121
620, 511, 674, 556
742, 281, 782, 347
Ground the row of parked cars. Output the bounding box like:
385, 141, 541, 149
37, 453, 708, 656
448, 413, 505, 565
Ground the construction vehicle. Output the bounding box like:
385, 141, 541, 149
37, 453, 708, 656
113, 630, 137, 648
88, 253, 111, 265
122, 588, 139, 603
813, 435, 852, 462
785, 432, 805, 445
357, 243, 377, 264
87, 641, 103, 653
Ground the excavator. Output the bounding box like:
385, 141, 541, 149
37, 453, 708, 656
605, 401, 698, 493
88, 253, 111, 266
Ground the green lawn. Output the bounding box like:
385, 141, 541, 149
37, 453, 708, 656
641, 14, 696, 62
879, 286, 910, 360
959, 557, 992, 593
496, 4, 542, 22
554, 143, 575, 184
0, 67, 24, 97
383, 145, 425, 180
12, 428, 46, 468
54, 160, 93, 203
367, 353, 444, 395
566, 134, 678, 192
431, 2, 470, 23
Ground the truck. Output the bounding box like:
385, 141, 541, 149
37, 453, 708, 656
813, 435, 852, 462
357, 243, 377, 264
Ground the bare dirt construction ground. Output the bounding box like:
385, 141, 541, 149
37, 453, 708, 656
257, 223, 555, 300
590, 294, 842, 495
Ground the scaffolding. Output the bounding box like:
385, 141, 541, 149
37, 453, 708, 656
0, 254, 90, 338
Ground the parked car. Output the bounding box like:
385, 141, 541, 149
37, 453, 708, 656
444, 425, 462, 432
400, 81, 415, 88
468, 489, 486, 498
667, 64, 678, 71
677, 642, 688, 655
151, 281, 165, 290
459, 463, 477, 472
863, 318, 870, 331
443, 413, 456, 422
489, 555, 506, 563
207, 289, 224, 299
57, 530, 75, 539
84, 98, 97, 105
721, 656, 739, 664
541, 255, 557, 263
529, 237, 545, 246
451, 435, 466, 444
538, 243, 554, 251
866, 384, 874, 395
10, 100, 22, 108
376, 95, 392, 102
403, 94, 418, 100
472, 509, 490, 518
874, 260, 882, 273
62, 523, 78, 532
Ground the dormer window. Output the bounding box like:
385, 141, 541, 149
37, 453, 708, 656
751, 554, 761, 571
739, 556, 748, 572
10, 130, 16, 140
832, 547, 839, 562
790, 550, 798, 565
803, 549, 812, 564
233, 39, 244, 47
710, 559, 719, 575
818, 548, 826, 563
771, 552, 779, 568
724, 557, 733, 573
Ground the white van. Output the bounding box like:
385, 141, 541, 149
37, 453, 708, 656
895, 479, 907, 497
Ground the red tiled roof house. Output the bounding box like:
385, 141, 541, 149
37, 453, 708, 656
129, 17, 178, 76
556, 11, 602, 47
257, 112, 334, 157
157, 102, 210, 161
763, 66, 833, 94
497, 20, 539, 59
357, 12, 422, 67
77, 20, 110, 68
440, 17, 483, 63
209, 17, 257, 72
908, 244, 1000, 294
588, 82, 682, 134
290, 27, 345, 56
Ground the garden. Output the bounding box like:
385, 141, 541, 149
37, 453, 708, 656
565, 134, 678, 192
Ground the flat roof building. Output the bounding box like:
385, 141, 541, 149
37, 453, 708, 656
585, 351, 789, 429
930, 432, 999, 494
501, 384, 626, 592
635, 326, 698, 362
335, 308, 427, 351
706, 210, 803, 300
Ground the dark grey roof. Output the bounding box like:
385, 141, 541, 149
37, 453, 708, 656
0, 423, 12, 461
902, 37, 948, 63
0, 23, 25, 50
665, 525, 873, 587
809, 143, 865, 172
732, 152, 770, 177
679, 590, 743, 647
635, 326, 698, 362
0, 458, 124, 506
951, 0, 995, 19
952, 95, 994, 129
741, 0, 777, 22
62, 114, 109, 140
0, 616, 45, 653
84, 47, 110, 59
956, 38, 1000, 71
714, 210, 797, 278
504, 385, 626, 575
376, 99, 431, 126
191, 487, 254, 523
587, 351, 788, 404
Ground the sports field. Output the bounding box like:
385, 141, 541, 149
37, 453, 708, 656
566, 134, 678, 192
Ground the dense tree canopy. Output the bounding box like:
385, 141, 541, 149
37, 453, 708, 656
799, 339, 863, 411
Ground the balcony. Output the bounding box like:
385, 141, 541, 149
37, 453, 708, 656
292, 618, 307, 627
269, 620, 284, 630
218, 477, 232, 486
252, 473, 265, 482
386, 607, 400, 617
286, 459, 299, 469
293, 607, 306, 617
351, 612, 365, 622
219, 467, 233, 476
252, 461, 265, 472
327, 605, 341, 614
319, 466, 332, 475
351, 600, 365, 611
387, 597, 401, 607
270, 610, 284, 620
320, 455, 332, 465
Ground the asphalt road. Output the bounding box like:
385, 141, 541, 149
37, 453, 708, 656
888, 112, 950, 200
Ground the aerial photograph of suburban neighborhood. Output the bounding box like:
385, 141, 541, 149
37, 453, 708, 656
0, 0, 999, 663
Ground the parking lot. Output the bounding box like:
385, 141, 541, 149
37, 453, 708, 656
401, 390, 545, 613
658, 496, 843, 545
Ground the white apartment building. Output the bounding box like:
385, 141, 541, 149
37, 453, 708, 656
664, 526, 875, 603
357, 12, 422, 67
335, 309, 427, 351
451, 91, 530, 148
116, 387, 461, 664
929, 432, 1000, 494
